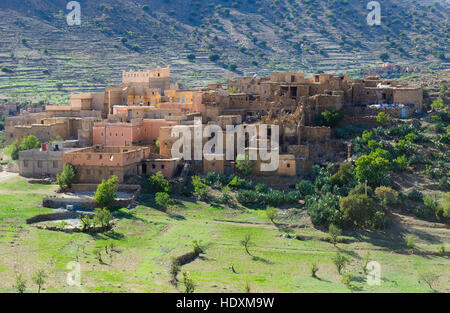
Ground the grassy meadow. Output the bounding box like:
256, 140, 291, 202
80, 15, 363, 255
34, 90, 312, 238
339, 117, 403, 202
0, 175, 448, 293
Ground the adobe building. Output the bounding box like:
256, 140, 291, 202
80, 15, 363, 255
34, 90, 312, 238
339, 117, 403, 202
63, 146, 151, 183
93, 119, 180, 147
19, 140, 78, 178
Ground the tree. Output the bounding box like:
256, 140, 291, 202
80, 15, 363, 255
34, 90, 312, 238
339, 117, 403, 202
32, 269, 46, 293
316, 110, 344, 127
147, 172, 170, 192
329, 162, 355, 187
355, 153, 390, 186
379, 53, 390, 62
332, 253, 349, 275
328, 224, 342, 246
13, 273, 26, 293
418, 271, 439, 291
208, 53, 220, 62
93, 208, 112, 230
56, 164, 76, 191
187, 54, 196, 62
155, 192, 173, 210
306, 193, 340, 228
241, 234, 253, 256
310, 262, 319, 278
266, 206, 278, 223
235, 154, 253, 176
377, 112, 391, 126
19, 135, 41, 151
339, 194, 377, 229
295, 180, 315, 197
80, 215, 92, 232
183, 271, 195, 293
94, 175, 119, 208
6, 139, 20, 160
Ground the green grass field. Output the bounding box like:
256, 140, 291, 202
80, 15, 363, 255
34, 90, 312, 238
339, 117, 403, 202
0, 176, 448, 293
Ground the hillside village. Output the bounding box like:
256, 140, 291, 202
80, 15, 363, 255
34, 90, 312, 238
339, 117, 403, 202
0, 64, 448, 293
4, 66, 424, 182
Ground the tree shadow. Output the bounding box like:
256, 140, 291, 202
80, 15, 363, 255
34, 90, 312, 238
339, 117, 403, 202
251, 255, 274, 265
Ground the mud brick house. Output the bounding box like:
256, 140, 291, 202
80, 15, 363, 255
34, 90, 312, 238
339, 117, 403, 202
62, 146, 151, 183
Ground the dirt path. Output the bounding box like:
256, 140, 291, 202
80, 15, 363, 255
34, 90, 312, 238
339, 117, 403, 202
0, 171, 18, 183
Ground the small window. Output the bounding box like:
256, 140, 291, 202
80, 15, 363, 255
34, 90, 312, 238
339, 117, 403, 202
161, 165, 165, 169
37, 160, 43, 168
23, 160, 29, 168
53, 161, 58, 168
287, 163, 291, 168
99, 155, 103, 160
152, 164, 156, 169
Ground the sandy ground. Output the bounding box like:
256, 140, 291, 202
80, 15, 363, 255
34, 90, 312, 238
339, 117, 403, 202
0, 171, 18, 183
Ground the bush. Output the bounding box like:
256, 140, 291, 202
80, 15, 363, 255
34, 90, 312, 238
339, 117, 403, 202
93, 207, 112, 230
56, 164, 76, 191
406, 236, 415, 249
377, 112, 391, 125
228, 176, 253, 190
316, 110, 343, 127
339, 194, 379, 229
147, 172, 171, 193
355, 153, 390, 186
329, 162, 355, 187
191, 176, 209, 201
94, 175, 119, 208
295, 180, 315, 197
375, 186, 398, 206
187, 54, 196, 62
236, 190, 262, 206
393, 155, 408, 172
285, 191, 302, 204
407, 190, 423, 202
328, 223, 342, 246
306, 193, 340, 228
262, 189, 286, 206
155, 192, 173, 210
208, 53, 220, 62
332, 253, 349, 274
236, 190, 260, 206
255, 183, 269, 193
310, 262, 319, 278
349, 183, 374, 198
266, 206, 278, 223
235, 154, 253, 176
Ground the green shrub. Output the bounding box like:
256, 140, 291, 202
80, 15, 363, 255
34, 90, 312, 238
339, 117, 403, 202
262, 189, 286, 206
155, 192, 173, 210
339, 194, 379, 229
56, 164, 76, 191
406, 236, 415, 249
228, 176, 253, 190
316, 110, 343, 127
377, 112, 391, 125
235, 154, 253, 176
342, 273, 354, 290
266, 206, 278, 223
255, 183, 269, 193
306, 193, 340, 228
375, 186, 398, 206
332, 253, 349, 274
393, 155, 408, 171
355, 153, 391, 186
349, 183, 374, 198
94, 175, 119, 208
408, 190, 423, 202
295, 180, 315, 197
191, 176, 209, 201
236, 190, 259, 206
329, 162, 355, 187
310, 262, 319, 278
328, 223, 342, 246
147, 172, 171, 193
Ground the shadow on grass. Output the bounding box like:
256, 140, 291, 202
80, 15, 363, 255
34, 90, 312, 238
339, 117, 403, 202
251, 255, 274, 265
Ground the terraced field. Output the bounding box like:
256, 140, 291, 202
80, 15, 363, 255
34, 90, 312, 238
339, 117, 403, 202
0, 175, 448, 293
0, 0, 448, 104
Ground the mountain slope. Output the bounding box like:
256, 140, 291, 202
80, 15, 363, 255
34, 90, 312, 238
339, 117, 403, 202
0, 0, 448, 103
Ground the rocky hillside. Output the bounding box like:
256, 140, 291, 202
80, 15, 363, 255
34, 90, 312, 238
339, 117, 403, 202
0, 0, 448, 103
